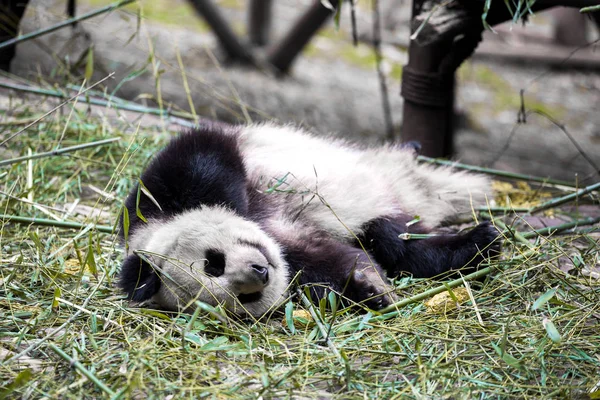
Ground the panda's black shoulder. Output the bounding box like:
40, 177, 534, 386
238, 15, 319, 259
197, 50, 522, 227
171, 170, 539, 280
121, 122, 249, 236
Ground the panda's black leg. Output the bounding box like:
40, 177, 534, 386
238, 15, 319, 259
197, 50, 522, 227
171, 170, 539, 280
270, 229, 396, 310
358, 216, 501, 279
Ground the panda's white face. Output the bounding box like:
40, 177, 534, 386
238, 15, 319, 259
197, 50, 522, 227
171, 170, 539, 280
127, 207, 290, 317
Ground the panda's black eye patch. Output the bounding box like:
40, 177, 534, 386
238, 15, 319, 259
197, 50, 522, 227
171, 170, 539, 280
204, 249, 226, 277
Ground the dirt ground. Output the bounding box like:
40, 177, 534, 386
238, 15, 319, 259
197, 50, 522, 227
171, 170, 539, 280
4, 0, 600, 182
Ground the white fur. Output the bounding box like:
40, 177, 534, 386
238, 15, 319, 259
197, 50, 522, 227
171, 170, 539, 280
128, 207, 290, 317
239, 123, 490, 235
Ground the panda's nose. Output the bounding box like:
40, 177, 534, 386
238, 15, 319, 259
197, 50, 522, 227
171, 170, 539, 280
251, 264, 269, 284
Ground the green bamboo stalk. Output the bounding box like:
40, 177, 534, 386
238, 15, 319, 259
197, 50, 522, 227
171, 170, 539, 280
521, 216, 600, 239
0, 138, 120, 167
0, 214, 114, 234
581, 5, 600, 12
0, 81, 196, 127
480, 211, 532, 247
0, 82, 58, 97
569, 226, 600, 235
48, 343, 116, 397
529, 181, 600, 214
0, 0, 137, 51
0, 74, 114, 146
398, 233, 437, 240
477, 206, 530, 213
298, 290, 337, 347
417, 155, 575, 187
297, 289, 349, 375
373, 264, 499, 319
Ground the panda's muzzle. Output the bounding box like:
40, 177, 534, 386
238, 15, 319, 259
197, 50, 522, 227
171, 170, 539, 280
236, 263, 270, 296
236, 264, 269, 304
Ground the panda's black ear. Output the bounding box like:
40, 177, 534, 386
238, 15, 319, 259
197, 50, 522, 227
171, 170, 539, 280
119, 254, 161, 302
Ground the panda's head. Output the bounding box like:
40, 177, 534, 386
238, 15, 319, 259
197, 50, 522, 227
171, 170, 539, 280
119, 207, 290, 317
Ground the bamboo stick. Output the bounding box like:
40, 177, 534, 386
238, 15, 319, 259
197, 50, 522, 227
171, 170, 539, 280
529, 181, 600, 214
417, 155, 575, 187
0, 0, 137, 51
0, 138, 120, 167
0, 214, 114, 234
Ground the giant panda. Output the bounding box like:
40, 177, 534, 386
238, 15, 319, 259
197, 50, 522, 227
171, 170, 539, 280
119, 121, 500, 317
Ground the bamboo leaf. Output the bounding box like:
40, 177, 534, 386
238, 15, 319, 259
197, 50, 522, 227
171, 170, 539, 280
500, 317, 511, 357
85, 232, 98, 278
319, 296, 327, 319
581, 4, 600, 12
285, 301, 296, 334
139, 309, 171, 320
491, 342, 522, 369
201, 336, 229, 351
542, 318, 562, 343
110, 65, 148, 99
328, 291, 338, 313
442, 283, 459, 303
0, 369, 33, 399
138, 179, 162, 212
122, 206, 130, 250
85, 47, 94, 81
28, 231, 43, 251
135, 184, 147, 223
333, 0, 342, 28
90, 313, 98, 334
481, 0, 495, 31
52, 287, 61, 311
532, 288, 556, 311
356, 312, 372, 332
320, 0, 335, 11
340, 348, 352, 385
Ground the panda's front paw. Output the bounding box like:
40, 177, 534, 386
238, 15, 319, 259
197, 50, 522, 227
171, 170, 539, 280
449, 221, 502, 275
469, 221, 502, 258
349, 265, 397, 310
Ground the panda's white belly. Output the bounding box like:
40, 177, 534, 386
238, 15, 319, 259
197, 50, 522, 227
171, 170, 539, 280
239, 125, 400, 237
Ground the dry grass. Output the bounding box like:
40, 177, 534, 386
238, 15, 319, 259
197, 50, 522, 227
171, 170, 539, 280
0, 88, 599, 399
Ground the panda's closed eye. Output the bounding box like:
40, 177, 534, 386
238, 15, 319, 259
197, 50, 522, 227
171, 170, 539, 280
204, 249, 226, 277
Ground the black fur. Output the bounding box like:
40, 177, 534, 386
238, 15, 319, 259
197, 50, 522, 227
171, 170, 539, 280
263, 226, 393, 309
359, 217, 500, 278
204, 249, 226, 277
120, 254, 161, 302
121, 123, 248, 237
